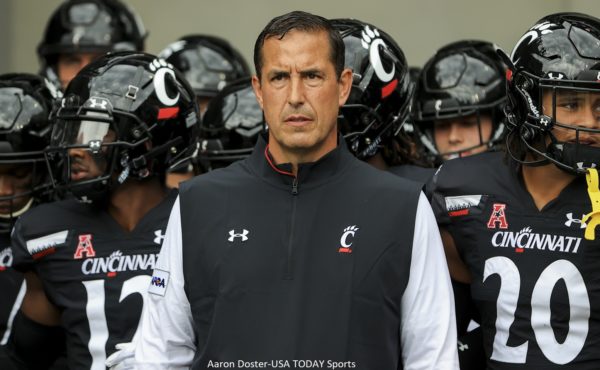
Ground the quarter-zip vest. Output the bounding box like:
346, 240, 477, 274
179, 136, 422, 369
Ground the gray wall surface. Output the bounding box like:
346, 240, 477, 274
3, 0, 599, 75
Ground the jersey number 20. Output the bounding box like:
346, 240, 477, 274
484, 257, 590, 365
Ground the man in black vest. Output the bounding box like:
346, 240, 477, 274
130, 11, 458, 370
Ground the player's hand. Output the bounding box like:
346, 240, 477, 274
106, 342, 136, 370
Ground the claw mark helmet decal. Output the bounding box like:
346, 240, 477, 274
331, 18, 413, 160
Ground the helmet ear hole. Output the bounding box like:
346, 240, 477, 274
515, 74, 532, 91
520, 124, 536, 142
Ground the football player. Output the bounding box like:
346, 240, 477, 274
158, 35, 251, 188
413, 40, 507, 166
429, 13, 600, 369
193, 77, 264, 173
38, 0, 146, 90
0, 74, 61, 370
331, 18, 434, 183
7, 52, 199, 369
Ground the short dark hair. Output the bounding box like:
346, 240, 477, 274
253, 11, 345, 81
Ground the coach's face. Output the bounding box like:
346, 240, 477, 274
252, 29, 351, 161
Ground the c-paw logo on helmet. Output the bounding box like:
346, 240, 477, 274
149, 58, 181, 119
360, 25, 398, 99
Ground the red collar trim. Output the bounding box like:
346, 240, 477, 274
264, 144, 295, 177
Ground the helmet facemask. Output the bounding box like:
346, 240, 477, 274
0, 74, 58, 230
47, 101, 159, 203
417, 104, 506, 164
0, 160, 48, 234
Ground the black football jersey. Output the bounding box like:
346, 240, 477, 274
388, 164, 436, 185
430, 151, 600, 369
11, 191, 177, 370
0, 232, 24, 344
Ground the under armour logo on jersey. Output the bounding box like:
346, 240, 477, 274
149, 58, 180, 107
74, 234, 96, 259
360, 25, 397, 98
487, 203, 509, 229
154, 230, 165, 245
338, 225, 359, 253
228, 229, 249, 242
458, 341, 469, 352
565, 213, 587, 228
435, 99, 442, 112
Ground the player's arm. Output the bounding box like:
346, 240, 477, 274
133, 197, 196, 368
5, 272, 65, 370
400, 193, 459, 370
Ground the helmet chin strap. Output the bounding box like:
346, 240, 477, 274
0, 197, 34, 219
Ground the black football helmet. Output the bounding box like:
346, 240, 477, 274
412, 40, 507, 163
47, 51, 200, 203
0, 73, 60, 232
331, 18, 414, 161
158, 35, 251, 99
503, 13, 600, 175
193, 78, 263, 172
38, 0, 146, 88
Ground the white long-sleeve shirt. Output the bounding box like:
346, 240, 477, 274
133, 193, 459, 369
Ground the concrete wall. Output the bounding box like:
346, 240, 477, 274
3, 0, 599, 75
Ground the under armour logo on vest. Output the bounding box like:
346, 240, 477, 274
154, 230, 165, 245
228, 229, 249, 242
565, 213, 587, 228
